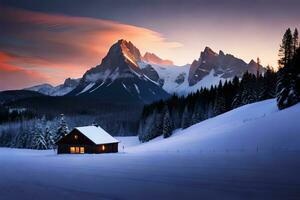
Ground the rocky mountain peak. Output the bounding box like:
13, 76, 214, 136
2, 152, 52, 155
142, 52, 174, 65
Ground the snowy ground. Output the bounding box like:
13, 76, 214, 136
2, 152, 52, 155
1, 99, 300, 200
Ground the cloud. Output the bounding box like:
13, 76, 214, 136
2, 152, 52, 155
0, 52, 49, 90
0, 6, 182, 90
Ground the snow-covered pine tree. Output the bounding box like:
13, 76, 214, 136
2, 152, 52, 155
162, 107, 174, 138
45, 125, 55, 149
31, 119, 47, 150
55, 114, 69, 141
181, 105, 190, 129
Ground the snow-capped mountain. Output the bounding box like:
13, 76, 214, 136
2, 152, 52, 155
23, 40, 265, 99
188, 47, 264, 86
25, 78, 80, 96
68, 39, 170, 103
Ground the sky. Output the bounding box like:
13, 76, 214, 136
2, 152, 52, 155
0, 0, 300, 90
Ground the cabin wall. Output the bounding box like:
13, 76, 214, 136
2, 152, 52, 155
57, 143, 118, 154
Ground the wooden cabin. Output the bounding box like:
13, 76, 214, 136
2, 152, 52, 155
56, 126, 119, 154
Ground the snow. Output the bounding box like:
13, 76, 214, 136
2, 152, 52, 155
75, 126, 119, 144
134, 84, 140, 94
89, 82, 105, 93
139, 61, 230, 96
1, 100, 300, 199
76, 83, 95, 95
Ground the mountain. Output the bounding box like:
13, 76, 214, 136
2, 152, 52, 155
142, 52, 174, 66
188, 47, 265, 86
25, 78, 80, 96
21, 41, 265, 99
0, 90, 45, 104
68, 39, 170, 103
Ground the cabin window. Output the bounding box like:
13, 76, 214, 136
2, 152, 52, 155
80, 147, 85, 153
70, 147, 76, 153
101, 145, 105, 151
70, 146, 85, 154
74, 135, 78, 140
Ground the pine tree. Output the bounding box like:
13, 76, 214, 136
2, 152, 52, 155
32, 119, 47, 150
162, 108, 174, 138
213, 93, 226, 116
278, 28, 293, 68
45, 125, 55, 149
56, 114, 69, 141
293, 28, 299, 57
191, 102, 204, 125
181, 105, 190, 129
277, 28, 299, 110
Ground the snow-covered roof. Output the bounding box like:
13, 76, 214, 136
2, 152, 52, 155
75, 126, 119, 145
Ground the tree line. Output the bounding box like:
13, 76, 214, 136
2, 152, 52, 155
138, 27, 300, 143
138, 68, 277, 142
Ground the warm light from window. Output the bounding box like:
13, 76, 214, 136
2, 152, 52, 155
102, 145, 105, 151
70, 147, 75, 153
80, 147, 85, 154
74, 135, 78, 140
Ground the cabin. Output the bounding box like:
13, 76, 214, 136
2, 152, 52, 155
55, 126, 119, 154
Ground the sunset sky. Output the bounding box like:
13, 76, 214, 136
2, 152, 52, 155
0, 0, 300, 90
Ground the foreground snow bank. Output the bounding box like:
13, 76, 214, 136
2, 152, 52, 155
129, 99, 300, 153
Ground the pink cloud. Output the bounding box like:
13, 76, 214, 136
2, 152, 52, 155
0, 6, 181, 90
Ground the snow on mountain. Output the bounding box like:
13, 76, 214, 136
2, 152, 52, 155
25, 78, 80, 96
68, 39, 170, 103
188, 47, 265, 86
138, 47, 264, 96
24, 41, 265, 99
129, 99, 300, 153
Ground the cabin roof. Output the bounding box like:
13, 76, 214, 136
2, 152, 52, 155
75, 126, 119, 145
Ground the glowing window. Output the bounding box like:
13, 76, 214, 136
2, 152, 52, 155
102, 145, 105, 151
70, 147, 75, 153
80, 147, 85, 154
74, 135, 78, 140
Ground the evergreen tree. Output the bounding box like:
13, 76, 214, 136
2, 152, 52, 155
278, 28, 293, 68
213, 93, 226, 116
45, 125, 55, 149
293, 28, 299, 56
191, 102, 204, 125
181, 105, 190, 129
277, 28, 300, 110
162, 107, 174, 138
32, 119, 47, 150
56, 114, 69, 141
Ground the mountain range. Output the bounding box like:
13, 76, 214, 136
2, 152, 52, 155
22, 39, 264, 104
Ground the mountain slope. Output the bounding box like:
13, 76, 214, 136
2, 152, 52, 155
68, 39, 170, 103
0, 90, 45, 104
129, 99, 300, 152
188, 47, 265, 86
25, 78, 80, 96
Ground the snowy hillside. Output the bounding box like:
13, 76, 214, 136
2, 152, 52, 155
130, 99, 300, 152
1, 99, 300, 200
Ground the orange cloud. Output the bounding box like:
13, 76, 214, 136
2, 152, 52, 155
0, 52, 49, 90
0, 6, 182, 90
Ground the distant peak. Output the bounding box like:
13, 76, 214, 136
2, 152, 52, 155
203, 46, 216, 55
249, 59, 256, 65
142, 52, 174, 66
